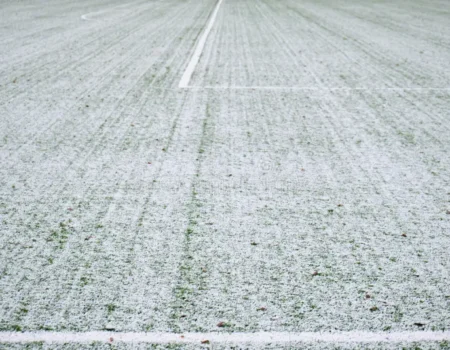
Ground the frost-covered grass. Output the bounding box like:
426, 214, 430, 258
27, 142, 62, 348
0, 0, 449, 348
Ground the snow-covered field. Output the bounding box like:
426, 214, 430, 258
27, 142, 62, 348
1, 0, 449, 348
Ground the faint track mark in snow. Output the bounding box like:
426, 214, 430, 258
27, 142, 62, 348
178, 0, 224, 88
1, 331, 450, 344
80, 2, 141, 21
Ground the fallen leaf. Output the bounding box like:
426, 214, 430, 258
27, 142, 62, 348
201, 339, 210, 344
217, 321, 226, 327
257, 307, 267, 311
414, 322, 426, 327
109, 337, 114, 342
402, 233, 407, 237
312, 271, 319, 276
370, 306, 378, 312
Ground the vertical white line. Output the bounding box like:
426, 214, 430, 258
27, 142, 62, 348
178, 0, 224, 88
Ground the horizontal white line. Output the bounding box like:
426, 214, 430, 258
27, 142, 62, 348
53, 85, 447, 92
187, 86, 450, 90
1, 331, 449, 344
178, 0, 224, 88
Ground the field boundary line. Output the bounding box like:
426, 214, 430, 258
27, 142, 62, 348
178, 0, 224, 88
1, 331, 450, 344
186, 86, 450, 90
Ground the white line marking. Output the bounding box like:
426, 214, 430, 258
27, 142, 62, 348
187, 86, 450, 90
178, 0, 224, 88
1, 331, 450, 344
141, 86, 450, 92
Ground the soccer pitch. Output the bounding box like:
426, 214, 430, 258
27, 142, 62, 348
0, 0, 449, 348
